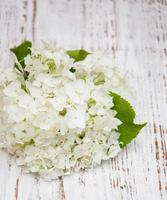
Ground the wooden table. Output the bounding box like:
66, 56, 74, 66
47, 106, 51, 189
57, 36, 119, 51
0, 0, 166, 199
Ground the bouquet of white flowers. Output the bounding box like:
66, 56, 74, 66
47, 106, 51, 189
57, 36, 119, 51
0, 41, 146, 180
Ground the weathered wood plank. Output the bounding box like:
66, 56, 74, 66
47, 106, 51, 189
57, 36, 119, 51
0, 0, 166, 199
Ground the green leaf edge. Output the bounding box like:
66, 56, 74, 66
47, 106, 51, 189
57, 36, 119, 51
109, 91, 147, 148
10, 40, 32, 69
66, 49, 91, 62
11, 41, 90, 66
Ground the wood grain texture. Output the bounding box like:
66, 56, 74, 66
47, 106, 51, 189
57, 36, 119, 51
0, 0, 167, 199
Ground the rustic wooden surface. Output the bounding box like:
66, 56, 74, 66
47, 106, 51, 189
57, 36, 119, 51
0, 0, 167, 199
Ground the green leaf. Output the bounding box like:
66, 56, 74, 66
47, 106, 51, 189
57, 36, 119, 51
118, 123, 147, 148
66, 49, 90, 62
10, 41, 32, 69
110, 92, 135, 123
109, 92, 146, 148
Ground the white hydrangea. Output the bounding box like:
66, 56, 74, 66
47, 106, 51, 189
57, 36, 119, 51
0, 44, 128, 180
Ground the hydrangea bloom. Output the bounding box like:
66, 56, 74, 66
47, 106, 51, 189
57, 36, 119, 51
0, 42, 145, 180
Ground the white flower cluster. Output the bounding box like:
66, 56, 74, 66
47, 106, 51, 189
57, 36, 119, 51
0, 44, 127, 180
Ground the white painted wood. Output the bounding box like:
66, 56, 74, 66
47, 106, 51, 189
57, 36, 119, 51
0, 0, 167, 199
